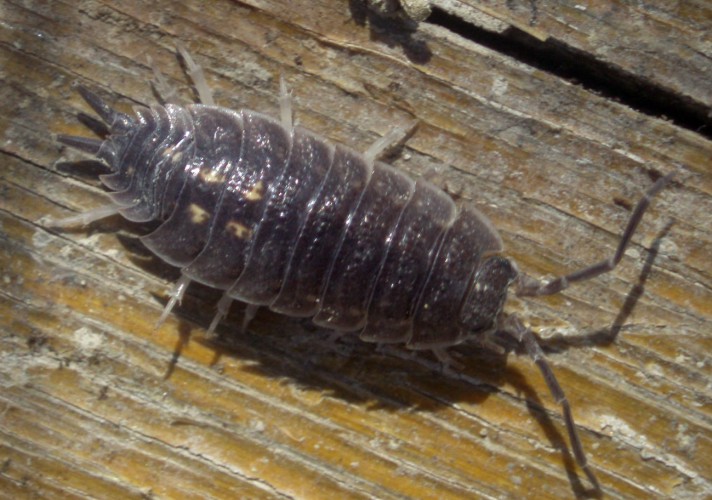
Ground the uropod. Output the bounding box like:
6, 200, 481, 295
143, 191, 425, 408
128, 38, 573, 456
54, 44, 674, 489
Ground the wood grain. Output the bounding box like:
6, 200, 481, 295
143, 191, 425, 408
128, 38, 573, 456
1, 0, 710, 498
449, 0, 712, 107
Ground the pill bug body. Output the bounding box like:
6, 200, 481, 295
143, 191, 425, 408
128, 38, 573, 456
62, 89, 513, 348
57, 52, 673, 489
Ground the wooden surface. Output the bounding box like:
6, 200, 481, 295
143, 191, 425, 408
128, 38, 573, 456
447, 0, 712, 108
1, 0, 711, 498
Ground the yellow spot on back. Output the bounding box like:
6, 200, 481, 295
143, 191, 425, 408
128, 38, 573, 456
171, 151, 184, 163
226, 220, 253, 239
188, 203, 210, 224
245, 181, 264, 201
199, 168, 226, 184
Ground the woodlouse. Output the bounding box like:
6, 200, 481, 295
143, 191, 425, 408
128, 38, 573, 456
54, 45, 674, 489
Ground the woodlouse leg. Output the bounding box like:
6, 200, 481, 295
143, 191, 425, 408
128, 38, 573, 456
431, 347, 464, 371
516, 173, 674, 297
505, 315, 600, 490
147, 54, 181, 105
363, 121, 419, 164
207, 293, 233, 335
419, 164, 447, 184
241, 304, 260, 333
206, 297, 259, 335
47, 205, 121, 229
156, 274, 192, 329
176, 42, 215, 106
279, 76, 293, 130
474, 331, 506, 355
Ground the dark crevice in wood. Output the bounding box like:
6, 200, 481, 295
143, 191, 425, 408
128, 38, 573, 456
427, 7, 712, 140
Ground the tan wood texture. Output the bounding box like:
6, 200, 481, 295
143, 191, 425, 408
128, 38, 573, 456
450, 0, 712, 106
1, 0, 710, 498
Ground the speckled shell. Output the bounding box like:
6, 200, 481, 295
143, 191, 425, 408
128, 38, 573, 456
64, 94, 517, 349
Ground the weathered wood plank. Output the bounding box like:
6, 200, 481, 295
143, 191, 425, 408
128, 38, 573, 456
443, 0, 712, 108
1, 0, 710, 498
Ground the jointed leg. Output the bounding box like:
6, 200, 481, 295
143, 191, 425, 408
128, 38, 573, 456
148, 54, 181, 105
155, 274, 192, 329
241, 303, 260, 333
505, 315, 600, 490
176, 42, 215, 106
207, 295, 259, 335
364, 121, 419, 164
148, 43, 215, 106
279, 77, 293, 130
274, 76, 414, 163
207, 293, 233, 335
48, 205, 121, 229
517, 173, 674, 297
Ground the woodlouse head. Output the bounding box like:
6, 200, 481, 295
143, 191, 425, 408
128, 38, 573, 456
459, 255, 518, 339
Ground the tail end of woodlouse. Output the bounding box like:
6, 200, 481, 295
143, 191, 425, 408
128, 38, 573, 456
56, 134, 104, 155
75, 85, 119, 125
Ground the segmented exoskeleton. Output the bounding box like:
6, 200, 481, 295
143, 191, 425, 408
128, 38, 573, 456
55, 46, 673, 490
